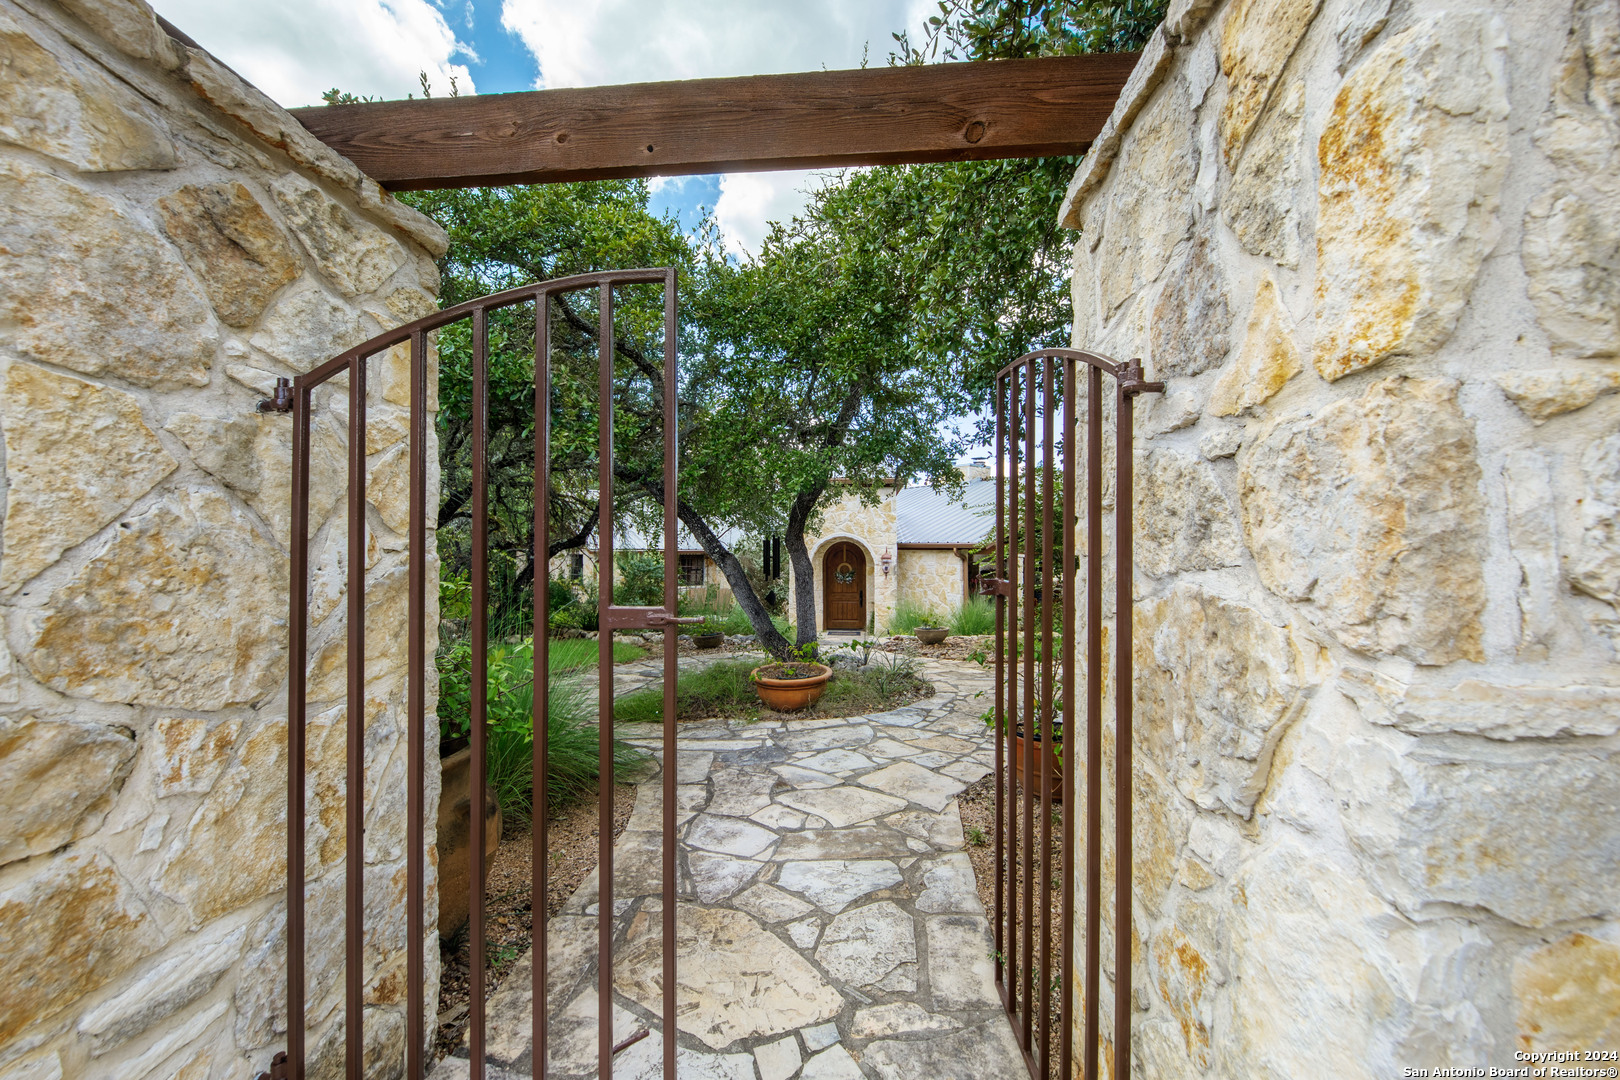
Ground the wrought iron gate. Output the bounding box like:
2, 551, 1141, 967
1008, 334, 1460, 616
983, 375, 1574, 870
987, 349, 1162, 1080
274, 269, 688, 1080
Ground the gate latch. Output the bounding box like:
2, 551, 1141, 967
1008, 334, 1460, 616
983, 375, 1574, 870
602, 607, 705, 631
980, 579, 1015, 598
255, 1051, 289, 1080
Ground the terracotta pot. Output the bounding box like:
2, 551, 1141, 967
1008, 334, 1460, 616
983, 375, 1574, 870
750, 662, 833, 712
436, 745, 502, 937
693, 632, 724, 650
915, 626, 950, 645
1011, 731, 1064, 799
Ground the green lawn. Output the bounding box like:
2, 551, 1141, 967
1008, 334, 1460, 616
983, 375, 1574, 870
613, 656, 930, 724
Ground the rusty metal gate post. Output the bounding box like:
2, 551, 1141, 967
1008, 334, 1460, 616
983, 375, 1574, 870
987, 349, 1162, 1080
275, 269, 689, 1080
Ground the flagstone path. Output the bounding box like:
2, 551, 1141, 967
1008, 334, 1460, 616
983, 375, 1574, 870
432, 651, 1024, 1079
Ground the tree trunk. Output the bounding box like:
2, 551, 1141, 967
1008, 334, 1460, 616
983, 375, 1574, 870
784, 487, 823, 654
672, 500, 795, 658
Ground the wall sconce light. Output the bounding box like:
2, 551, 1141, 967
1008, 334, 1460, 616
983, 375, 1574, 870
880, 548, 892, 576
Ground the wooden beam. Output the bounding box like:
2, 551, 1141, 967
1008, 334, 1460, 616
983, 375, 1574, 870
289, 55, 1137, 191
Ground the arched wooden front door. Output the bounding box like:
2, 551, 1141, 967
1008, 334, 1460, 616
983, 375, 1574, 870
823, 541, 866, 630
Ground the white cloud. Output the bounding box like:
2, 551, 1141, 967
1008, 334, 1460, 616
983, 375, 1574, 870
714, 170, 823, 258
148, 0, 476, 108
500, 0, 932, 89
500, 0, 932, 254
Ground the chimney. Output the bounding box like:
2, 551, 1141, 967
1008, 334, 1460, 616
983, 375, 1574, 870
965, 457, 992, 482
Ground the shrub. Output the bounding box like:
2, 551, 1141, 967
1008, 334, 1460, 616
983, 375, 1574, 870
947, 595, 996, 636
889, 598, 943, 635
614, 550, 665, 607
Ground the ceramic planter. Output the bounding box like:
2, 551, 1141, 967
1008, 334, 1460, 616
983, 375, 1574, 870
750, 662, 833, 711
915, 626, 950, 645
1011, 730, 1064, 798
436, 745, 503, 936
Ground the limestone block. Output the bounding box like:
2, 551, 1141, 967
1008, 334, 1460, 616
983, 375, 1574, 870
1503, 451, 1561, 659
0, 633, 16, 704
149, 717, 242, 797
0, 164, 216, 387
0, 8, 176, 172
0, 851, 163, 1046
366, 441, 410, 536
1218, 0, 1321, 162
1151, 923, 1213, 1068
1334, 736, 1620, 928
1570, 433, 1620, 606
1222, 838, 1395, 1076
1313, 15, 1509, 381
157, 182, 301, 328
1137, 585, 1321, 818
1334, 0, 1392, 69
22, 487, 288, 709
271, 174, 407, 298
1134, 762, 1190, 915
159, 706, 354, 925
306, 563, 411, 703
814, 901, 915, 988
1209, 276, 1301, 416
1522, 0, 1620, 360
1513, 932, 1620, 1054
77, 925, 243, 1056
1095, 81, 1197, 316
1148, 232, 1232, 378
1136, 450, 1241, 577
1340, 668, 1620, 740
1496, 368, 1620, 422
0, 715, 135, 867
1239, 377, 1485, 664
53, 0, 184, 70
614, 906, 842, 1050
379, 337, 440, 411
165, 410, 347, 548
0, 358, 177, 594
1225, 81, 1305, 267
250, 277, 375, 373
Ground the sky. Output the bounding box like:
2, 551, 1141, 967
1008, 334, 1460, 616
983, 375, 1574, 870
147, 0, 934, 255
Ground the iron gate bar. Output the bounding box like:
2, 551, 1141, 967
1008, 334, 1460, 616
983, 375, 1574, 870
531, 293, 551, 1080
988, 348, 1161, 1080
282, 268, 682, 1080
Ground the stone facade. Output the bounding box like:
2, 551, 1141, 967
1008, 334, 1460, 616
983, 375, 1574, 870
792, 489, 900, 636
895, 549, 967, 623
1060, 0, 1620, 1073
0, 2, 445, 1078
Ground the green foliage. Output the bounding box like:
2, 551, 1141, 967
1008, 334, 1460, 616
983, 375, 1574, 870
440, 572, 473, 621
965, 825, 989, 847
948, 595, 997, 636
546, 637, 644, 672
613, 655, 926, 723
436, 637, 647, 819
613, 550, 666, 608
891, 0, 1166, 63
890, 598, 945, 635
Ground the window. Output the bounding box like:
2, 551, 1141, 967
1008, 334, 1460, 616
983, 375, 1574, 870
569, 552, 584, 580
679, 554, 705, 587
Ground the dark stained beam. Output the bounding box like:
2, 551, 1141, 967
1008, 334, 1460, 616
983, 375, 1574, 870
289, 55, 1137, 191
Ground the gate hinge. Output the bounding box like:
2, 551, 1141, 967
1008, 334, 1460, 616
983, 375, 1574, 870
1116, 358, 1165, 397
602, 606, 704, 631
257, 377, 295, 414
256, 1051, 289, 1080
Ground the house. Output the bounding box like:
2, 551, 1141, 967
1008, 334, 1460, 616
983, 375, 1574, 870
558, 462, 995, 633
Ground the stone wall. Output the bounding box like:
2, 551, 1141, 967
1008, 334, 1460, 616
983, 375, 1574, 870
0, 2, 446, 1077
895, 549, 966, 622
1062, 0, 1620, 1073
793, 489, 899, 635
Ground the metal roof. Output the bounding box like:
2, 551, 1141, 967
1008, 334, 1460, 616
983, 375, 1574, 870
896, 478, 995, 545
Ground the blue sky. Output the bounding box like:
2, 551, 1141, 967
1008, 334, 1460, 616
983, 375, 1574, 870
147, 0, 931, 254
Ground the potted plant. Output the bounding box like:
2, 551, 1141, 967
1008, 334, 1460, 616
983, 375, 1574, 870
915, 626, 950, 645
985, 705, 1064, 797
692, 622, 725, 650
435, 640, 504, 935
750, 645, 832, 711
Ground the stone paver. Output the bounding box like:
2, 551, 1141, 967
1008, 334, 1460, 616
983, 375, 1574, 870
433, 652, 1022, 1078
